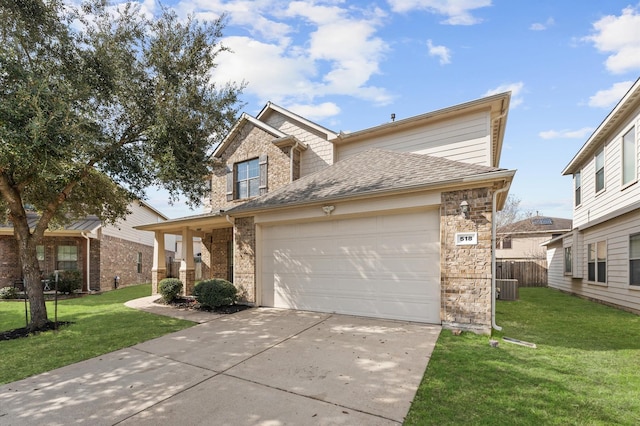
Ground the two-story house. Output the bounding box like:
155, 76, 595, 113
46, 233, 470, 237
0, 202, 175, 292
137, 93, 516, 333
546, 77, 640, 314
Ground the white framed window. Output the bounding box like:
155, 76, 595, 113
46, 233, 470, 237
588, 241, 606, 283
595, 148, 605, 193
574, 171, 581, 206
564, 246, 572, 274
236, 158, 259, 199
622, 126, 636, 186
137, 252, 142, 274
630, 234, 640, 286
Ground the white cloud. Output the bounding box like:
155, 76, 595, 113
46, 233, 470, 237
427, 39, 451, 64
287, 102, 341, 121
584, 6, 640, 74
171, 0, 393, 115
387, 0, 492, 25
530, 17, 555, 31
483, 82, 525, 107
539, 127, 594, 140
588, 80, 635, 108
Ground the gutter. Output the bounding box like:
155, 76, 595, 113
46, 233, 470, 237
492, 180, 511, 331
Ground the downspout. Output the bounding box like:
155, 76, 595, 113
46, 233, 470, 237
290, 141, 300, 182
492, 180, 511, 331
81, 232, 91, 292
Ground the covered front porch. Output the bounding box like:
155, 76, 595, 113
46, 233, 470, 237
135, 213, 234, 296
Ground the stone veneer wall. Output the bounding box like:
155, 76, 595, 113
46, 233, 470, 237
202, 228, 233, 282
440, 187, 494, 334
209, 124, 293, 212
234, 217, 256, 303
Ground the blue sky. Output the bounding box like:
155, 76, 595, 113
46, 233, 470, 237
123, 0, 640, 219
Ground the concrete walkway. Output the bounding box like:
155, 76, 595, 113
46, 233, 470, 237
0, 298, 441, 425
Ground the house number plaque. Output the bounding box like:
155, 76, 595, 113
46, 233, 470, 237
455, 232, 478, 246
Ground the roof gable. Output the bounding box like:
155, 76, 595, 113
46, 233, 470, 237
212, 113, 287, 158
257, 102, 338, 140
563, 77, 640, 175
227, 149, 514, 214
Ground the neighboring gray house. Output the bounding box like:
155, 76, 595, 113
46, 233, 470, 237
0, 202, 174, 292
137, 93, 516, 333
546, 77, 640, 314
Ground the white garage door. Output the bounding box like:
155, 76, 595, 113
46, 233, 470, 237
261, 210, 441, 323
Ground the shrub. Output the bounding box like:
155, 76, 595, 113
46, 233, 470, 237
193, 279, 238, 309
159, 278, 183, 302
48, 270, 82, 294
0, 286, 19, 299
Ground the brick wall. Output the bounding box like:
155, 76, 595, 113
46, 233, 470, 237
440, 187, 494, 334
0, 236, 20, 287
234, 217, 255, 303
98, 234, 155, 292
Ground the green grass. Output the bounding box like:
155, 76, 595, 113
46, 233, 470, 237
405, 287, 640, 426
0, 284, 194, 385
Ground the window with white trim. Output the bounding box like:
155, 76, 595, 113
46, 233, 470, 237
574, 171, 581, 206
630, 234, 640, 286
588, 241, 606, 283
236, 158, 260, 199
622, 126, 636, 186
564, 246, 572, 274
595, 148, 605, 193
137, 252, 142, 274
36, 245, 45, 262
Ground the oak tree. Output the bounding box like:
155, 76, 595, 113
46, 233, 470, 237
0, 0, 243, 330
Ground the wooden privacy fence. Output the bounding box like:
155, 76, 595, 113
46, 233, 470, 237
496, 259, 547, 287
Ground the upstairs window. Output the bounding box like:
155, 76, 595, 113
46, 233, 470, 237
574, 171, 581, 206
622, 126, 636, 186
595, 148, 605, 193
588, 241, 606, 283
226, 155, 268, 201
630, 234, 640, 286
236, 158, 260, 199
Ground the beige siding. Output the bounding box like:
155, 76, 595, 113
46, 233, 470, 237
262, 112, 334, 176
574, 111, 640, 228
336, 110, 491, 166
550, 211, 640, 313
102, 203, 165, 247
496, 234, 549, 259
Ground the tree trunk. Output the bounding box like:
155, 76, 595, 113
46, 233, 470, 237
14, 228, 48, 331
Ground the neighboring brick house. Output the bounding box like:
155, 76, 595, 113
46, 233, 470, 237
546, 77, 640, 314
137, 94, 516, 334
0, 202, 174, 292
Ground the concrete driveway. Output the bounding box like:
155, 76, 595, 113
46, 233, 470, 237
0, 306, 441, 425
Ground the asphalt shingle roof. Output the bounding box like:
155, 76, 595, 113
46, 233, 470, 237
228, 148, 505, 214
498, 216, 573, 234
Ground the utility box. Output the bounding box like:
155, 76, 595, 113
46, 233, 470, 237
497, 279, 519, 301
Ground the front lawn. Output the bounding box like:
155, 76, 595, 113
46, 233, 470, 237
0, 284, 194, 385
405, 287, 640, 425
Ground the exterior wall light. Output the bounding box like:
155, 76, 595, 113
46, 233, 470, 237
322, 205, 335, 215
460, 200, 470, 219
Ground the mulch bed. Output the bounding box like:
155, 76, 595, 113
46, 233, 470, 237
0, 321, 73, 341
154, 296, 252, 314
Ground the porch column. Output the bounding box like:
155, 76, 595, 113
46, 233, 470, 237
151, 231, 166, 295
179, 227, 195, 295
